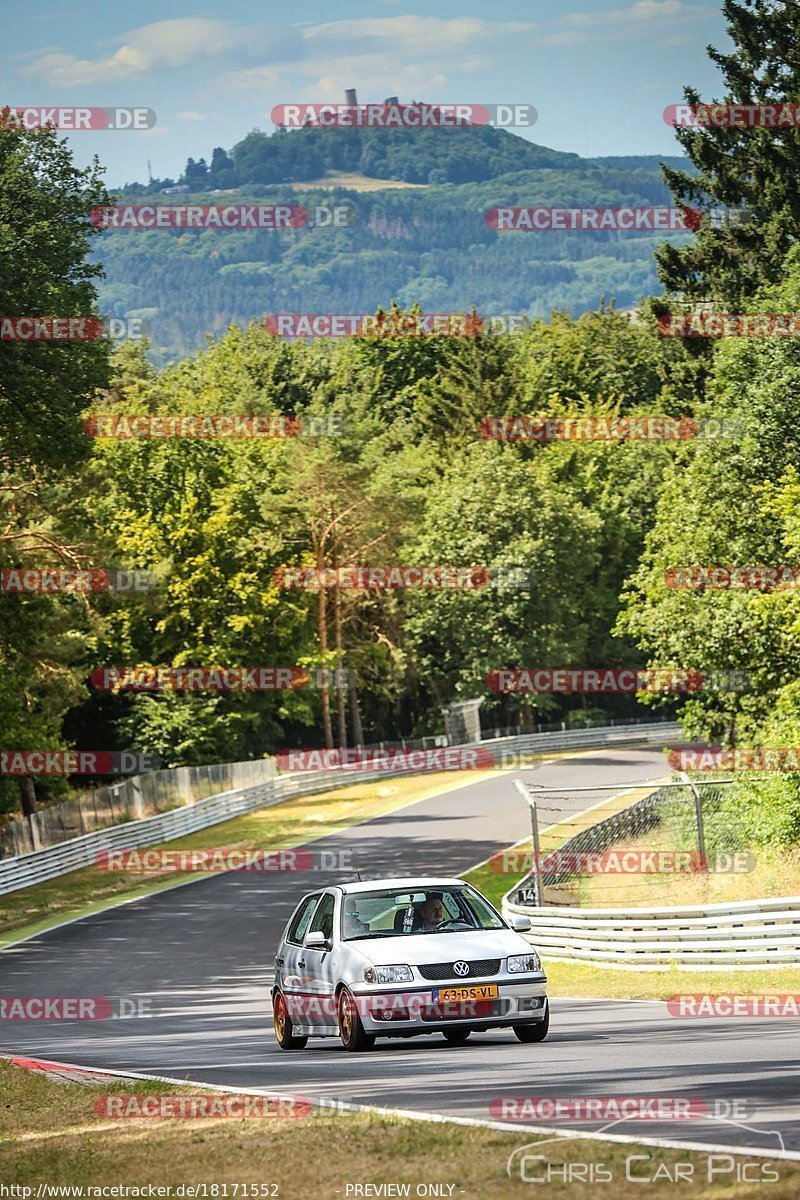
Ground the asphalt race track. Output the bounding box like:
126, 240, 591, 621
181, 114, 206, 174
2, 747, 799, 1159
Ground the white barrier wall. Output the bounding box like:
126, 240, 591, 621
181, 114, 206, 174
502, 894, 800, 969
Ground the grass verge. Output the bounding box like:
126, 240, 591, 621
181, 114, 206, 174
1, 1060, 797, 1198
574, 826, 800, 909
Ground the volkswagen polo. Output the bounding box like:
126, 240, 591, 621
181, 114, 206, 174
272, 876, 548, 1051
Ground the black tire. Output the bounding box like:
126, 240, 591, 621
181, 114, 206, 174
442, 1029, 471, 1044
513, 1000, 549, 1043
273, 991, 308, 1050
338, 988, 376, 1052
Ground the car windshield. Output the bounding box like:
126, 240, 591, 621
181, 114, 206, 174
340, 886, 505, 941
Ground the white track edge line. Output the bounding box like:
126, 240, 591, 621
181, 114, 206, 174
2, 1052, 797, 1162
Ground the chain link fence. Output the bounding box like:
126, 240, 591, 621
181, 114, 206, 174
0, 759, 276, 858
508, 777, 748, 907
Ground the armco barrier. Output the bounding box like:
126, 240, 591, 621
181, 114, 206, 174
503, 893, 800, 969
0, 720, 678, 896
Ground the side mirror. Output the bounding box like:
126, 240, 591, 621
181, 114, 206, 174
511, 914, 532, 933
306, 930, 330, 949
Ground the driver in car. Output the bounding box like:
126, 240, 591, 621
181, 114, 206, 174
414, 891, 446, 932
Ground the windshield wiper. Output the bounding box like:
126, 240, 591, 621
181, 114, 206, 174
342, 932, 398, 941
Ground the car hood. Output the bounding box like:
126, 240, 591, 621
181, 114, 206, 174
354, 928, 535, 966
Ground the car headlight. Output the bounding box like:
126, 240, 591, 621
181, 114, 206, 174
364, 964, 414, 984
507, 952, 541, 973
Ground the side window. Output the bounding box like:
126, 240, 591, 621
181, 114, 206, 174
286, 894, 320, 945
308, 892, 336, 941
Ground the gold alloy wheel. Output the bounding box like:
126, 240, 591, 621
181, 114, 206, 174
340, 992, 353, 1040
274, 995, 287, 1039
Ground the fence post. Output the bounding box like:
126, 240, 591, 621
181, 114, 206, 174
130, 777, 145, 820
514, 780, 545, 906
29, 811, 42, 851
680, 771, 707, 869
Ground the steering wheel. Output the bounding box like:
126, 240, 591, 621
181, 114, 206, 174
436, 919, 472, 931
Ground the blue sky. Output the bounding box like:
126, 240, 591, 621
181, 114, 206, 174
5, 1, 730, 186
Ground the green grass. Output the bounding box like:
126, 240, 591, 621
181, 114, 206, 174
2, 1060, 797, 1198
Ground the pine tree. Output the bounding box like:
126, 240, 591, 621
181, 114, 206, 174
658, 0, 800, 307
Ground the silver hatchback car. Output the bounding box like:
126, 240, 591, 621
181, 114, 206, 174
272, 876, 548, 1051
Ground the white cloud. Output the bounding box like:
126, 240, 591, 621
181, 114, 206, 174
176, 111, 207, 121
23, 19, 303, 85
539, 31, 593, 46
304, 16, 536, 55
564, 1, 711, 28
230, 56, 449, 102
225, 16, 535, 97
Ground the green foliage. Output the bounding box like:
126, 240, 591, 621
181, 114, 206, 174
658, 0, 800, 306
0, 120, 111, 465
105, 151, 690, 365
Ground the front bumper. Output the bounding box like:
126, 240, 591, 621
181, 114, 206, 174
352, 976, 548, 1034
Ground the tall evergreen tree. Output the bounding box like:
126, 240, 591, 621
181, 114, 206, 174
658, 0, 800, 307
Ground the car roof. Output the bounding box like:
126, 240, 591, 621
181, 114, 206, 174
336, 877, 468, 895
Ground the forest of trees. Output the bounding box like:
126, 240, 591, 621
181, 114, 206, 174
2, 0, 800, 857
103, 153, 689, 365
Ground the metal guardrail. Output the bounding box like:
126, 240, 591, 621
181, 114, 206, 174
0, 720, 678, 897
477, 721, 680, 759
0, 759, 430, 897
503, 893, 800, 969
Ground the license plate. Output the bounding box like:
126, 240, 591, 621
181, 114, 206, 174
433, 985, 499, 1003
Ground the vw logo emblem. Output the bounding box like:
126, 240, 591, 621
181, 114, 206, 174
453, 961, 470, 976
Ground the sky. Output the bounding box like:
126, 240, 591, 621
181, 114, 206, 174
4, 0, 732, 186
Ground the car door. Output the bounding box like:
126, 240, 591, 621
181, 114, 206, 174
277, 892, 321, 1027
300, 890, 339, 1034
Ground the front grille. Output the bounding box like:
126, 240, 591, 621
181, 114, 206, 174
417, 958, 501, 981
